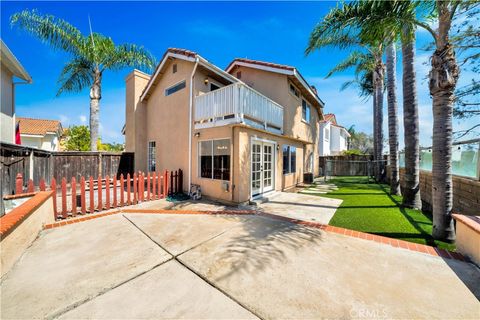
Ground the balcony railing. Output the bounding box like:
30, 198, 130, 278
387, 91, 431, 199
194, 83, 283, 133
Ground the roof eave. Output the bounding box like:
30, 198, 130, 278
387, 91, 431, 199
1, 40, 32, 83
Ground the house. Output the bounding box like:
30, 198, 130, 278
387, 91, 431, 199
124, 48, 324, 203
16, 117, 63, 151
319, 113, 350, 156
1, 40, 32, 144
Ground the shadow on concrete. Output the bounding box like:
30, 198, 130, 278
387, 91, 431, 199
262, 200, 339, 210
444, 257, 480, 300
214, 216, 323, 282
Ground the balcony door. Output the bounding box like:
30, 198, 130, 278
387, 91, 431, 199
251, 140, 275, 197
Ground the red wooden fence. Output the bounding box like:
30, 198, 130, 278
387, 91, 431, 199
13, 169, 183, 221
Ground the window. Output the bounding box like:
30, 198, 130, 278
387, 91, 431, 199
199, 139, 230, 181
165, 80, 186, 96
236, 71, 242, 79
282, 145, 296, 174
172, 64, 177, 73
302, 100, 311, 122
289, 83, 300, 98
147, 141, 156, 172
325, 128, 330, 141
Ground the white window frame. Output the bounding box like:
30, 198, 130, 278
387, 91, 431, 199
147, 141, 156, 172
302, 99, 311, 123
289, 82, 300, 99
165, 80, 186, 96
198, 138, 231, 181
282, 145, 297, 175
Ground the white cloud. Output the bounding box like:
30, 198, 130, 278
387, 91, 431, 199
79, 115, 87, 124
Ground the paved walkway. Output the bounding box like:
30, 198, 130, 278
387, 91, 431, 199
1, 212, 479, 319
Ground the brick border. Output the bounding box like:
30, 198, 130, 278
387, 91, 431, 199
41, 208, 465, 262
1, 191, 53, 238
258, 212, 465, 262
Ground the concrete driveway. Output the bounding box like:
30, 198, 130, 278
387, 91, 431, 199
1, 212, 479, 319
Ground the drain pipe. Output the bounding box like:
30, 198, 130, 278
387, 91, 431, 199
188, 58, 199, 194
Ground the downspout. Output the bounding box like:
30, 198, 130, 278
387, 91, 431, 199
188, 57, 199, 194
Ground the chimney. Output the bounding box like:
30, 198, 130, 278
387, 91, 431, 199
311, 85, 318, 95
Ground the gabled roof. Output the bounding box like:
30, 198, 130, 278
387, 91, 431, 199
321, 113, 350, 137
16, 117, 63, 137
225, 58, 324, 107
1, 39, 32, 83
140, 48, 239, 101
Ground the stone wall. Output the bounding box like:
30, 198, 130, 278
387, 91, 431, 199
388, 167, 479, 216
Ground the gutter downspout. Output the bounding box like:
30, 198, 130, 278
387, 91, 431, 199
188, 58, 199, 194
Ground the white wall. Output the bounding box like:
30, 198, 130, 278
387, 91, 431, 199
318, 122, 331, 156
330, 126, 349, 155
1, 66, 14, 143
21, 133, 59, 151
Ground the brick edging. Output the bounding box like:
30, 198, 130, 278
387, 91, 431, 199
258, 212, 465, 262
1, 191, 54, 238
43, 209, 256, 229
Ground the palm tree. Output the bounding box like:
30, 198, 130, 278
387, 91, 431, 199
386, 43, 400, 195
11, 9, 156, 151
306, 5, 387, 181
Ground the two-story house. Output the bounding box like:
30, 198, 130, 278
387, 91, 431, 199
319, 113, 350, 156
124, 48, 324, 203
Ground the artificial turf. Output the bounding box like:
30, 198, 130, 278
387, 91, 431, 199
308, 176, 455, 251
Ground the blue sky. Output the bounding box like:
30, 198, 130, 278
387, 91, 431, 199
1, 1, 477, 147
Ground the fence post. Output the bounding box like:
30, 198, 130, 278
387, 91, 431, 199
15, 173, 23, 194
80, 177, 86, 214
147, 172, 151, 201
27, 179, 34, 193
97, 176, 103, 211
51, 178, 57, 219
127, 173, 131, 205
164, 170, 169, 198
89, 177, 94, 213
120, 174, 125, 207
61, 178, 67, 219
105, 175, 111, 209
152, 172, 157, 199
113, 175, 118, 208
71, 177, 77, 216
133, 173, 138, 204
179, 169, 183, 194
39, 178, 46, 191
138, 172, 144, 202
170, 171, 174, 196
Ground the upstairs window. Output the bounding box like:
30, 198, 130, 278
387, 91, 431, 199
165, 80, 186, 96
302, 99, 311, 122
236, 71, 242, 79
282, 145, 297, 174
147, 141, 156, 172
325, 128, 330, 141
172, 64, 177, 73
289, 83, 300, 98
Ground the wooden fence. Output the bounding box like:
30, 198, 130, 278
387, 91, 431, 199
1, 142, 134, 199
10, 169, 183, 220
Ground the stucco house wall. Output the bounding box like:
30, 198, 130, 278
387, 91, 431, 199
1, 67, 14, 143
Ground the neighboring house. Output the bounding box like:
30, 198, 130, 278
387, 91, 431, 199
1, 39, 32, 143
16, 117, 63, 151
124, 48, 324, 203
319, 113, 350, 156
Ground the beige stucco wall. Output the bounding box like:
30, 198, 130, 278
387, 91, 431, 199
0, 192, 55, 278
125, 70, 151, 156
230, 66, 320, 177
1, 66, 14, 143
455, 220, 480, 266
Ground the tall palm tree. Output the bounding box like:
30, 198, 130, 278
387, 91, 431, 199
386, 43, 400, 195
11, 9, 156, 151
306, 5, 387, 181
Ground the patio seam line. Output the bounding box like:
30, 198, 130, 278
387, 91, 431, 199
45, 260, 173, 320
123, 214, 264, 320
258, 212, 466, 263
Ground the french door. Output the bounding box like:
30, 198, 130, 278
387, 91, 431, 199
251, 140, 275, 197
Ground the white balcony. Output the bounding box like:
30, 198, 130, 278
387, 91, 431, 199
194, 83, 283, 134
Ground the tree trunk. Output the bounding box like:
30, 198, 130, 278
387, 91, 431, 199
430, 5, 459, 241
373, 61, 384, 181
89, 69, 102, 151
386, 43, 400, 195
401, 29, 422, 209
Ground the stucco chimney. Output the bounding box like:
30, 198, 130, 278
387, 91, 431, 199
311, 85, 318, 95
124, 70, 150, 153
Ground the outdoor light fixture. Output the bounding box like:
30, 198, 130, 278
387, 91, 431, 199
204, 78, 209, 85
194, 132, 200, 138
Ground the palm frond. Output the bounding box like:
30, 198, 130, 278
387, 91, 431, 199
102, 43, 156, 72
57, 57, 93, 96
10, 9, 85, 55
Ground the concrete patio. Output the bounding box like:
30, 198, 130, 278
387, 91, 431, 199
1, 211, 479, 319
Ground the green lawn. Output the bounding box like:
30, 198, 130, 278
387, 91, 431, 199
309, 176, 454, 251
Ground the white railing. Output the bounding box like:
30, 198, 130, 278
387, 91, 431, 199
194, 83, 283, 131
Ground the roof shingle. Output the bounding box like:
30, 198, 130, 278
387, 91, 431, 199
16, 117, 62, 136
